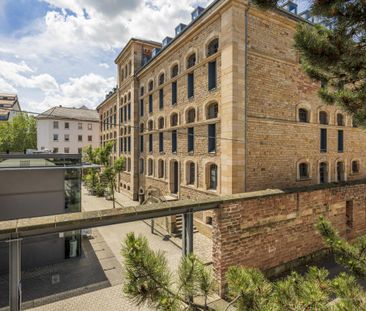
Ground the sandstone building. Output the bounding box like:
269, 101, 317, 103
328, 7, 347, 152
97, 0, 366, 234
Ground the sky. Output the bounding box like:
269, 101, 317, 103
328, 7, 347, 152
0, 0, 309, 113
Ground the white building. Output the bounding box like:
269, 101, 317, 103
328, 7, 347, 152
36, 105, 100, 154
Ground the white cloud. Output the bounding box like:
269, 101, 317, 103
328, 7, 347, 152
99, 63, 110, 69
0, 78, 17, 93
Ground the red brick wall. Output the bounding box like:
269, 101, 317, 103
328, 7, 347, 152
212, 182, 366, 292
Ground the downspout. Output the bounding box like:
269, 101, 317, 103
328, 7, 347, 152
244, 2, 249, 192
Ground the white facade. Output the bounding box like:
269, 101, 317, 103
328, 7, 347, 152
37, 119, 99, 154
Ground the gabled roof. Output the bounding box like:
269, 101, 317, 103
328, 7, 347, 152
37, 106, 99, 122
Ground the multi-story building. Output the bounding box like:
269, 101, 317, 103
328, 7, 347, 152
97, 0, 366, 233
0, 93, 21, 122
37, 105, 99, 154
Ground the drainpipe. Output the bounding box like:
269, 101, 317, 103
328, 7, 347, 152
244, 3, 250, 192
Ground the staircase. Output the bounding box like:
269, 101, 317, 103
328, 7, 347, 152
173, 214, 198, 237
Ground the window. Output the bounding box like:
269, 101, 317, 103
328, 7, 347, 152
65, 122, 69, 129
187, 162, 195, 185
78, 122, 82, 130
208, 61, 217, 90
148, 159, 153, 176
140, 135, 144, 152
78, 148, 82, 154
172, 130, 177, 153
187, 53, 196, 68
299, 162, 309, 179
149, 95, 153, 113
298, 108, 309, 123
78, 135, 82, 142
319, 162, 328, 184
158, 117, 164, 129
207, 102, 218, 119
159, 73, 165, 85
352, 117, 359, 128
128, 92, 131, 101
127, 104, 131, 120
171, 113, 178, 126
187, 72, 194, 98
159, 88, 164, 109
120, 137, 123, 152
158, 160, 164, 178
139, 158, 144, 174
64, 147, 70, 154
53, 147, 58, 153
88, 123, 92, 130
148, 80, 154, 92
88, 135, 92, 142
319, 111, 328, 125
128, 158, 131, 172
172, 81, 177, 105
149, 134, 153, 152
159, 132, 164, 152
209, 164, 217, 190
148, 120, 153, 131
188, 127, 194, 152
53, 134, 59, 141
140, 86, 144, 97
338, 130, 344, 152
53, 121, 59, 129
336, 161, 345, 182
337, 113, 344, 126
185, 108, 195, 124
208, 124, 216, 152
320, 129, 327, 152
140, 99, 144, 117
171, 64, 179, 78
64, 134, 70, 141
140, 122, 144, 133
352, 160, 360, 174
207, 38, 219, 56
128, 136, 131, 152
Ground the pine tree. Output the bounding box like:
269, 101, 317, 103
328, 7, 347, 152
253, 0, 366, 125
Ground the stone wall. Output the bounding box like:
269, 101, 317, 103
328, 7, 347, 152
212, 181, 366, 293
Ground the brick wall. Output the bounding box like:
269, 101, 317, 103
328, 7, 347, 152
212, 181, 366, 292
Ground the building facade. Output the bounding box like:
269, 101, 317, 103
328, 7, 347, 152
0, 93, 21, 122
37, 106, 99, 154
97, 0, 366, 233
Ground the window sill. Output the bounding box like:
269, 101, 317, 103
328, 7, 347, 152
296, 177, 311, 182
320, 150, 327, 153
208, 87, 217, 92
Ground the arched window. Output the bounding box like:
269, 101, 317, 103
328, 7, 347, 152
337, 113, 344, 126
352, 117, 359, 128
319, 111, 328, 125
148, 159, 154, 176
187, 53, 196, 69
121, 69, 124, 80
208, 164, 217, 190
207, 102, 218, 119
148, 80, 154, 92
186, 108, 196, 123
140, 86, 144, 96
158, 117, 164, 129
352, 160, 360, 174
139, 123, 144, 133
139, 158, 144, 174
298, 162, 309, 179
336, 161, 345, 182
127, 158, 131, 172
158, 159, 164, 178
124, 95, 127, 103
128, 92, 131, 101
128, 61, 132, 75
148, 120, 154, 131
298, 108, 309, 123
171, 64, 179, 78
187, 162, 195, 185
159, 73, 165, 85
171, 113, 178, 126
319, 162, 328, 184
207, 38, 219, 56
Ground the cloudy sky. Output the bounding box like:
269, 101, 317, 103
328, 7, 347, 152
0, 0, 308, 113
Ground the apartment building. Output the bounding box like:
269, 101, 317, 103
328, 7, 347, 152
37, 105, 99, 154
97, 0, 366, 233
0, 93, 21, 122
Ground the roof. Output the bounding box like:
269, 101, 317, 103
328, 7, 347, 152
37, 106, 99, 122
96, 89, 117, 111
0, 93, 20, 121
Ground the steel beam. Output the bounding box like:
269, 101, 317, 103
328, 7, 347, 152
182, 212, 193, 256
9, 239, 21, 311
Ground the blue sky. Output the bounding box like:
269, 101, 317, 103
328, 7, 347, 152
0, 0, 309, 113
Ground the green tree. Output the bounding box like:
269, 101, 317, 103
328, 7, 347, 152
121, 231, 366, 311
103, 155, 124, 208
0, 114, 37, 152
253, 0, 366, 125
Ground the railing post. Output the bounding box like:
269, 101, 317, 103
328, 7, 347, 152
182, 212, 193, 256
9, 238, 21, 311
